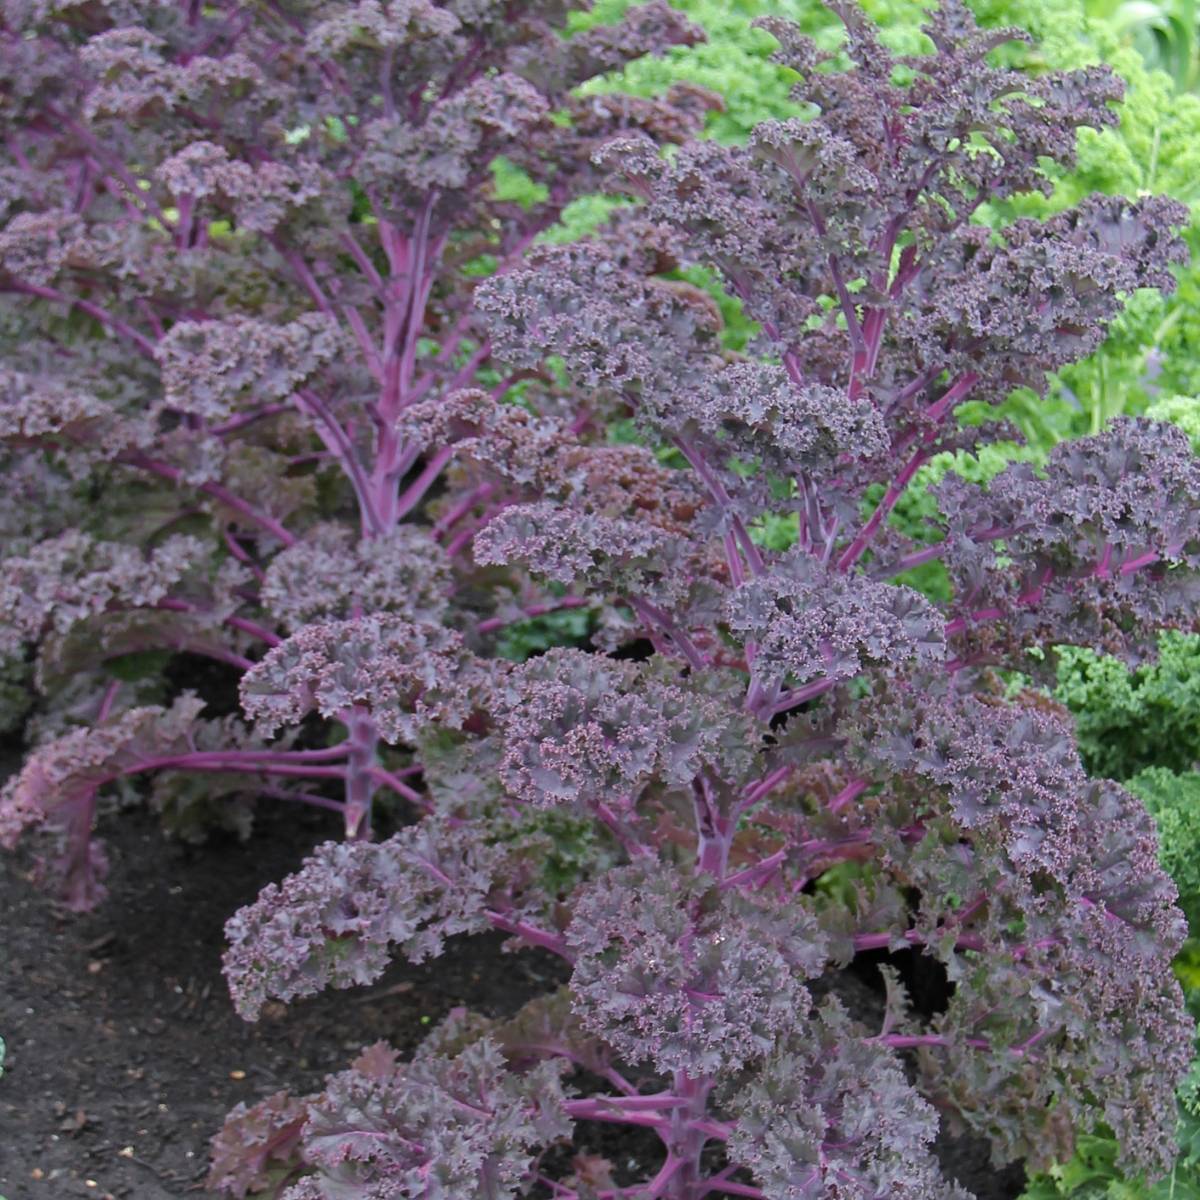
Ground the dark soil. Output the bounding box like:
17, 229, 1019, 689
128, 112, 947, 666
0, 797, 1025, 1200
816, 967, 1028, 1200
0, 801, 563, 1200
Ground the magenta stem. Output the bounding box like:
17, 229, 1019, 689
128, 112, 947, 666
96, 680, 121, 723
255, 786, 347, 816
485, 911, 574, 960
1121, 549, 1160, 575
282, 247, 336, 318
366, 765, 428, 807
339, 230, 385, 293
393, 447, 455, 520
720, 847, 790, 890
672, 437, 764, 576
836, 446, 932, 573
210, 403, 290, 436
740, 765, 793, 810
225, 615, 283, 646
560, 1104, 667, 1131
627, 596, 707, 671
594, 801, 655, 860
566, 1094, 688, 1114
135, 756, 346, 779
4, 279, 156, 357
124, 454, 297, 546
644, 1158, 688, 1200
876, 541, 947, 576
476, 595, 589, 635
767, 676, 837, 717
342, 708, 379, 839
294, 388, 382, 537
871, 1032, 991, 1051
837, 370, 980, 573
434, 483, 494, 538
828, 777, 869, 814
701, 1183, 767, 1200
852, 928, 986, 954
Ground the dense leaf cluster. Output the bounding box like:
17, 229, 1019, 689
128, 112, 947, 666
0, 0, 708, 892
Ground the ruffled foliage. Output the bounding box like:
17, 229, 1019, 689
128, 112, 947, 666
259, 524, 450, 631
239, 616, 479, 744
0, 696, 204, 909
209, 3, 1198, 1195
489, 650, 757, 810
726, 552, 945, 690
0, 0, 708, 880
0, 532, 210, 657
155, 314, 350, 424
2, 0, 1194, 1197
207, 1090, 307, 1200
223, 817, 503, 1021
848, 687, 1190, 1170
567, 862, 828, 1074
727, 1000, 973, 1200
210, 1035, 570, 1200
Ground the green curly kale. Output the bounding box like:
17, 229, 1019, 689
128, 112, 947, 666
1054, 632, 1200, 780
1127, 769, 1200, 933
1148, 394, 1200, 451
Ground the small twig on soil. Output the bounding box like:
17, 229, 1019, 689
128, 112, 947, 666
350, 981, 415, 1004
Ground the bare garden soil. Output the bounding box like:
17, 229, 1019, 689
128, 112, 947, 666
0, 791, 1026, 1200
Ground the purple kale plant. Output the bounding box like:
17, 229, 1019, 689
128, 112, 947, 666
0, 0, 712, 906
207, 2, 1200, 1197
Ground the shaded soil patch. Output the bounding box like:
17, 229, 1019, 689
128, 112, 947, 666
0, 802, 562, 1199
0, 798, 1024, 1200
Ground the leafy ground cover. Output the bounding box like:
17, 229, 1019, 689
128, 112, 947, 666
2, 0, 1200, 1198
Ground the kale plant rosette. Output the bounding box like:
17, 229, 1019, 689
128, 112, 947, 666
209, 3, 1199, 1197
0, 0, 713, 906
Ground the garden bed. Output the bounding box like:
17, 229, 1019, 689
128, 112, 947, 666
1, 799, 1027, 1200
0, 803, 563, 1199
